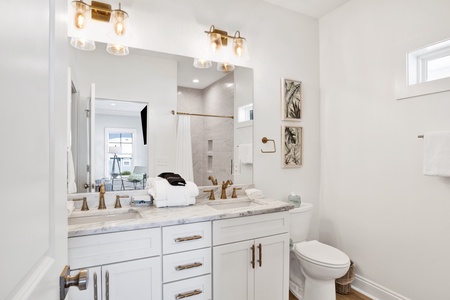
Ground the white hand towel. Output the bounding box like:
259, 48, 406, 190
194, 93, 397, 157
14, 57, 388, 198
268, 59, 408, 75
423, 131, 450, 176
238, 144, 253, 164
245, 188, 263, 200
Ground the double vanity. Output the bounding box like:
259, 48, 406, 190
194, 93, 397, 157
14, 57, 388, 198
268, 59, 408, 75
67, 190, 293, 300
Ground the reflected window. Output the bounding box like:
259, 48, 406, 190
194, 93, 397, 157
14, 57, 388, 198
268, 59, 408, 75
106, 128, 136, 175
238, 104, 253, 122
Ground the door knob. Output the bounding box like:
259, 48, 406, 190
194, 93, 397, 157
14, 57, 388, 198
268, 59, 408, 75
59, 265, 88, 300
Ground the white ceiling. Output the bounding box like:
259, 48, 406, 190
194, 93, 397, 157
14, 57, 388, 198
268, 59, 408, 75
261, 0, 350, 18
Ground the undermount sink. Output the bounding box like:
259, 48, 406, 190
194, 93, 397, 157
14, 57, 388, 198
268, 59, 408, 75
68, 209, 142, 225
206, 198, 263, 210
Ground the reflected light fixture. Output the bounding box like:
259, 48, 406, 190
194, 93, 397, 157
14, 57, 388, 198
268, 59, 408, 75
217, 62, 235, 72
194, 25, 249, 70
70, 1, 129, 55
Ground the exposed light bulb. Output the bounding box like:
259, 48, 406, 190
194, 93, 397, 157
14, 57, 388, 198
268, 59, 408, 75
115, 21, 125, 35
74, 12, 86, 29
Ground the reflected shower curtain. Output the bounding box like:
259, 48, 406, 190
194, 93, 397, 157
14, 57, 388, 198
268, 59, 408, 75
175, 115, 194, 182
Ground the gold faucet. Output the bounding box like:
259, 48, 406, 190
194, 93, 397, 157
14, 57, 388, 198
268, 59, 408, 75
204, 189, 216, 200
220, 180, 233, 199
232, 187, 242, 198
98, 182, 106, 209
208, 175, 218, 185
115, 195, 130, 208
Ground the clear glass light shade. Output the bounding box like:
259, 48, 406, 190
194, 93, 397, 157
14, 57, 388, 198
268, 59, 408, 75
72, 1, 90, 29
106, 44, 129, 56
70, 37, 96, 51
193, 58, 212, 69
112, 7, 129, 36
217, 62, 235, 72
233, 37, 249, 60
209, 32, 223, 54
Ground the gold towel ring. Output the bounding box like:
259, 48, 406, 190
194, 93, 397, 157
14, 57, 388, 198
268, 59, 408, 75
261, 137, 276, 153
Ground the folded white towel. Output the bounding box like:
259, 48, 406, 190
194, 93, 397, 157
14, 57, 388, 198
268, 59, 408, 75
238, 144, 253, 164
154, 197, 196, 208
245, 188, 263, 200
148, 177, 198, 206
67, 201, 75, 217
423, 131, 450, 176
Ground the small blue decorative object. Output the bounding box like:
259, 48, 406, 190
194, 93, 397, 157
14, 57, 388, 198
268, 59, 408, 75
288, 192, 301, 208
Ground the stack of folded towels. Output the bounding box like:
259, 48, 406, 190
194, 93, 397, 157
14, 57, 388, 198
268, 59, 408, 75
148, 172, 199, 208
245, 188, 264, 200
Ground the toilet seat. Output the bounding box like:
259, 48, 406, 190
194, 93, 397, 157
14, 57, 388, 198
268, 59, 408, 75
294, 240, 349, 268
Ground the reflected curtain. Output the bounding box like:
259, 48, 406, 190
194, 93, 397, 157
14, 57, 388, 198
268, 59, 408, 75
175, 115, 194, 182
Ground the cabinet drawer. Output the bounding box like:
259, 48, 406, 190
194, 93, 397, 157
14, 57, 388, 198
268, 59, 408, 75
68, 228, 161, 269
163, 222, 211, 254
163, 274, 211, 300
163, 248, 211, 283
212, 212, 289, 246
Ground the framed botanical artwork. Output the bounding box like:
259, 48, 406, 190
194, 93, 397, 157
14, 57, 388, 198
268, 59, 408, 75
281, 78, 302, 121
282, 125, 302, 167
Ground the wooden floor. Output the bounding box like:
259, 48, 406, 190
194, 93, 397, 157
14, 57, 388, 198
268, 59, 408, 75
289, 289, 372, 300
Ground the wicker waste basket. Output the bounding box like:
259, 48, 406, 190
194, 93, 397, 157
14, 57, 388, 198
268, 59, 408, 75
335, 260, 355, 295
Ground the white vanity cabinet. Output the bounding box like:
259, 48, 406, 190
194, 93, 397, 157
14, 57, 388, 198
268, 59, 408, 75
68, 228, 162, 300
212, 212, 290, 300
162, 222, 212, 300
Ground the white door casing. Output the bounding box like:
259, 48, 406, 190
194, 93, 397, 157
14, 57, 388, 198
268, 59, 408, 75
0, 0, 69, 299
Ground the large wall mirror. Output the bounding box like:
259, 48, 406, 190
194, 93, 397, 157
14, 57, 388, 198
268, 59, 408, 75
68, 43, 253, 193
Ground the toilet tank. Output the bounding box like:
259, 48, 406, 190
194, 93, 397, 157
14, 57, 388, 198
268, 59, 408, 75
289, 202, 313, 243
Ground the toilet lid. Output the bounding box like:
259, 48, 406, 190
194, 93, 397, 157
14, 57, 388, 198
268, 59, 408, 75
294, 240, 349, 267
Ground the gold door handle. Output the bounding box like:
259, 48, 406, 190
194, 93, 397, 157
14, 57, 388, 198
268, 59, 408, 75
175, 289, 203, 299
251, 244, 255, 269
175, 262, 203, 271
59, 265, 88, 300
257, 243, 262, 267
174, 235, 202, 242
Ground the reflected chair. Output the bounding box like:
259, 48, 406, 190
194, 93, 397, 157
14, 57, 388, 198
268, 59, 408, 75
127, 166, 147, 189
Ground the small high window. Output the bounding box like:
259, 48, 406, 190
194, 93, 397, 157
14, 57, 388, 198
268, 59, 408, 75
408, 39, 450, 85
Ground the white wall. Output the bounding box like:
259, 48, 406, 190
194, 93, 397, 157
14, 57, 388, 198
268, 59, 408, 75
320, 0, 450, 299
68, 0, 321, 238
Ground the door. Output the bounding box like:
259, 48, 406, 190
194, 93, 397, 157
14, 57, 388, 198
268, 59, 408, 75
254, 233, 290, 300
212, 240, 254, 300
0, 0, 68, 299
103, 257, 162, 300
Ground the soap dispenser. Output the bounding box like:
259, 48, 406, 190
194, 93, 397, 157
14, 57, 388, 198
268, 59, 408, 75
288, 192, 301, 208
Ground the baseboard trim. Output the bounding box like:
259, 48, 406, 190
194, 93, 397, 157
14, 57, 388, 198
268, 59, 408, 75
352, 274, 411, 300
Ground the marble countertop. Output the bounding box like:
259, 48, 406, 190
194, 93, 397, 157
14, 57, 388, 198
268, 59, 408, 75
68, 197, 293, 237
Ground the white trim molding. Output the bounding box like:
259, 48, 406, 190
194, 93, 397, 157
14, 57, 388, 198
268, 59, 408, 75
352, 274, 411, 300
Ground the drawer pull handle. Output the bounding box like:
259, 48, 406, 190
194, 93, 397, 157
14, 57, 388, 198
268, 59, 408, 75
257, 243, 262, 267
93, 272, 98, 300
251, 244, 255, 269
175, 235, 202, 243
105, 271, 109, 300
175, 289, 202, 299
175, 262, 203, 271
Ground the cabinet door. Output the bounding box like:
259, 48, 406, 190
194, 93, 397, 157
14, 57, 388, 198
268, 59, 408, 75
254, 233, 289, 300
68, 266, 102, 300
103, 257, 162, 300
213, 240, 254, 300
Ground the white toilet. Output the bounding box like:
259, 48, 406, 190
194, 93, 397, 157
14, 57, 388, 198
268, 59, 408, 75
289, 202, 350, 300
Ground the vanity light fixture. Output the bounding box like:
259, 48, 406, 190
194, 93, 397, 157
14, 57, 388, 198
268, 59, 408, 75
70, 0, 129, 55
193, 25, 249, 70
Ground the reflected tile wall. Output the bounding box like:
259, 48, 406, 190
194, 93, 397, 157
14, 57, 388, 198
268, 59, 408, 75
177, 72, 234, 186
